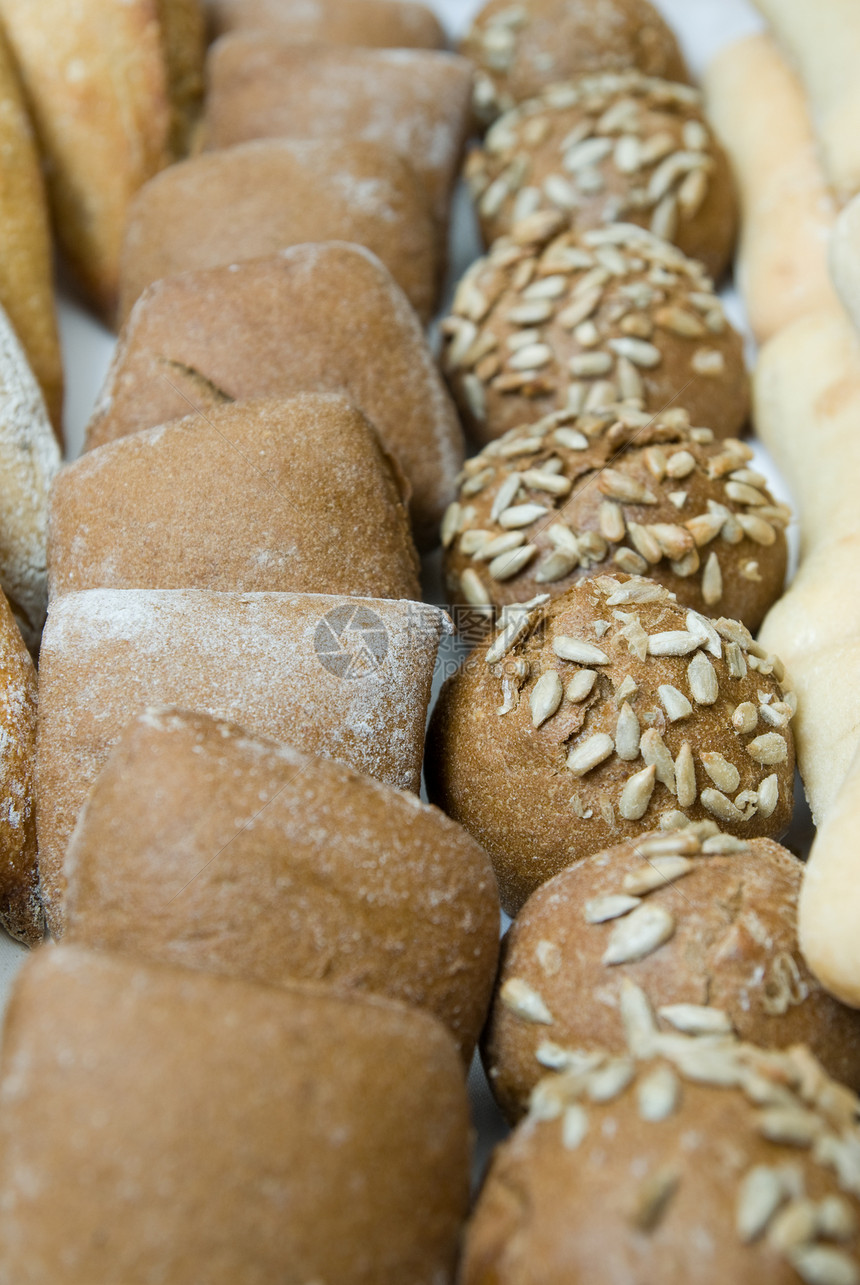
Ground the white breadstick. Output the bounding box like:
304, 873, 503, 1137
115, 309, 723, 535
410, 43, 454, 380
751, 0, 860, 200
830, 194, 860, 336
704, 34, 838, 343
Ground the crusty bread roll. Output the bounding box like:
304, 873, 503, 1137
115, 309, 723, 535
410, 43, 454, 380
704, 34, 840, 344
203, 39, 472, 236
49, 394, 421, 603
37, 589, 450, 934
64, 707, 500, 1060
0, 944, 470, 1284
206, 0, 446, 48
0, 0, 205, 318
119, 139, 439, 325
751, 0, 860, 201
830, 195, 860, 336
0, 304, 60, 651
0, 587, 41, 945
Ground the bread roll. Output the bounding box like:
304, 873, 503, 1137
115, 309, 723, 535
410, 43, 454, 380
830, 195, 860, 336
704, 34, 840, 344
0, 303, 60, 651
443, 408, 788, 631
49, 394, 421, 603
467, 71, 737, 280
0, 944, 470, 1284
206, 0, 446, 49
64, 707, 500, 1060
443, 220, 748, 448
751, 0, 860, 200
37, 588, 450, 933
0, 0, 205, 318
427, 575, 795, 915
84, 245, 463, 549
119, 139, 439, 325
203, 38, 472, 235
483, 832, 860, 1119
0, 588, 40, 945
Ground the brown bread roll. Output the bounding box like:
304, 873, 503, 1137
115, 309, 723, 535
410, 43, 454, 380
206, 0, 446, 48
203, 38, 473, 236
443, 219, 749, 447
0, 588, 40, 945
442, 408, 789, 631
467, 71, 737, 281
0, 0, 205, 319
483, 832, 860, 1121
461, 0, 688, 126
49, 394, 421, 602
64, 707, 500, 1060
37, 588, 450, 934
426, 576, 795, 915
463, 999, 860, 1285
85, 245, 463, 548
119, 138, 439, 325
0, 944, 471, 1284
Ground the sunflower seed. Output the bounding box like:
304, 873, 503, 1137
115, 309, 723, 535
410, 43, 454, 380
522, 468, 572, 496
818, 1195, 858, 1241
534, 549, 577, 582
701, 752, 740, 794
700, 787, 744, 823
585, 893, 641, 923
737, 1165, 788, 1242
558, 287, 604, 331
651, 193, 679, 241
684, 610, 722, 658
667, 741, 694, 809
554, 637, 611, 664
609, 336, 663, 369
498, 503, 549, 529
686, 512, 725, 547
659, 1004, 733, 1035
588, 1057, 635, 1102
687, 651, 718, 705
570, 351, 614, 377
507, 299, 555, 325
659, 684, 693, 722
630, 1166, 681, 1232
531, 671, 564, 727
614, 547, 648, 575
638, 1064, 681, 1122
746, 733, 788, 765
567, 733, 615, 777
640, 729, 677, 793
599, 500, 626, 542
702, 551, 723, 605
490, 544, 538, 580
562, 1103, 589, 1150
544, 173, 581, 209
500, 977, 554, 1025
615, 701, 641, 760
656, 308, 706, 339
546, 522, 580, 553
620, 978, 658, 1057
564, 135, 614, 171
490, 472, 522, 521
628, 522, 662, 563
476, 531, 525, 560
650, 523, 694, 560
737, 513, 777, 546
603, 902, 675, 965
585, 378, 618, 410
567, 669, 598, 702
757, 1106, 824, 1147
789, 1246, 860, 1285
618, 764, 657, 821
769, 1198, 819, 1252
648, 630, 700, 657
461, 567, 492, 607
726, 641, 747, 679
554, 426, 590, 450
598, 470, 657, 504
486, 617, 526, 664
756, 774, 779, 819
623, 856, 693, 896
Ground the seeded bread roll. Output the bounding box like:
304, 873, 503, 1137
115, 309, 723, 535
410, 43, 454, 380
461, 0, 688, 127
442, 408, 788, 631
49, 394, 421, 603
203, 39, 472, 238
463, 997, 860, 1285
84, 246, 463, 550
467, 72, 737, 281
442, 220, 748, 448
64, 707, 500, 1061
119, 139, 438, 325
426, 576, 795, 915
0, 944, 470, 1284
37, 589, 450, 934
0, 0, 205, 318
703, 35, 840, 345
206, 0, 446, 49
0, 588, 41, 945
0, 305, 61, 651
483, 831, 860, 1121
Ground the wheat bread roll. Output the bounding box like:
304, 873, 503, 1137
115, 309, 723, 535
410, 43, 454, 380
37, 588, 450, 934
64, 707, 500, 1060
443, 219, 748, 448
206, 0, 446, 48
442, 408, 788, 631
427, 576, 795, 916
483, 831, 860, 1121
461, 0, 688, 127
463, 996, 860, 1285
751, 0, 860, 201
0, 943, 470, 1284
0, 588, 40, 945
703, 34, 840, 345
830, 195, 860, 337
0, 0, 205, 319
84, 246, 463, 550
203, 38, 472, 236
467, 71, 737, 281
0, 305, 60, 651
49, 394, 421, 602
119, 138, 439, 324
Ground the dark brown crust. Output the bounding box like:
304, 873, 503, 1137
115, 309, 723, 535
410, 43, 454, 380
0, 591, 42, 945
206, 0, 446, 49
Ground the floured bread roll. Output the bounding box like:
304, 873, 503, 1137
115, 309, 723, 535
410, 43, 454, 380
64, 707, 500, 1061
37, 589, 451, 934
0, 0, 205, 318
49, 394, 421, 602
0, 944, 470, 1284
119, 139, 439, 324
483, 832, 860, 1120
85, 245, 463, 549
206, 0, 446, 48
0, 588, 40, 945
0, 305, 60, 651
203, 38, 473, 236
